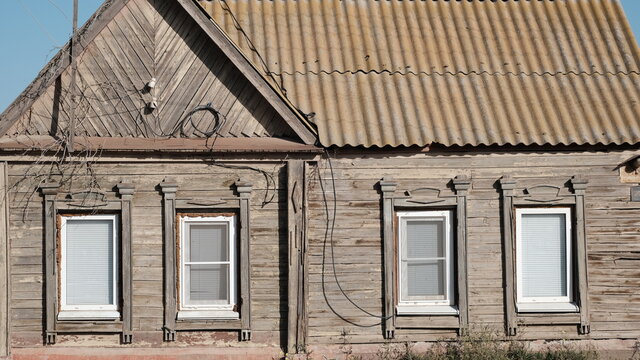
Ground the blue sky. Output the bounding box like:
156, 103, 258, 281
1, 0, 640, 111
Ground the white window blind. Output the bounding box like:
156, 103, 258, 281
403, 220, 445, 298
180, 216, 236, 313
521, 214, 566, 297
60, 215, 119, 319
516, 208, 573, 308
65, 219, 114, 305
397, 210, 455, 312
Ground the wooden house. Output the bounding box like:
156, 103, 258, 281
0, 0, 639, 358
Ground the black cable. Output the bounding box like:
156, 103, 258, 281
320, 148, 392, 324
208, 162, 277, 207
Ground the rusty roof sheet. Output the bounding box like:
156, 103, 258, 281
198, 0, 640, 147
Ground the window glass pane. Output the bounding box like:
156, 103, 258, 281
521, 213, 567, 297
406, 219, 444, 259
186, 264, 229, 303
65, 219, 114, 305
188, 224, 227, 262
406, 260, 445, 297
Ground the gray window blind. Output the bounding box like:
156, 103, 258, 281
185, 223, 230, 305
186, 264, 228, 302
65, 219, 115, 305
186, 224, 228, 262
402, 219, 446, 300
521, 213, 567, 298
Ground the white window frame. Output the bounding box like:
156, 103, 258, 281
178, 215, 238, 320
59, 214, 120, 320
516, 207, 578, 313
396, 210, 458, 315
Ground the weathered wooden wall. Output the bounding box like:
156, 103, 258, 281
7, 0, 294, 139
305, 148, 640, 344
7, 160, 288, 347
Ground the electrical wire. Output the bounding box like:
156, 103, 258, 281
16, 0, 61, 47
320, 149, 392, 326
45, 0, 71, 23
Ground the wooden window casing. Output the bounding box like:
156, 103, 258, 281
39, 181, 135, 345
160, 178, 252, 342
380, 176, 471, 339
499, 176, 590, 336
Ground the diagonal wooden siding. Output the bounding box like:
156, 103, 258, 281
6, 0, 294, 140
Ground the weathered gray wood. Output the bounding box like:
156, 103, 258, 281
571, 176, 591, 335
395, 316, 460, 329
236, 179, 253, 341
38, 182, 60, 345
379, 178, 397, 339
0, 0, 131, 136
287, 160, 304, 353
499, 176, 518, 336
453, 175, 471, 335
298, 162, 312, 351
55, 321, 122, 333
175, 319, 242, 331
116, 181, 135, 344
518, 313, 581, 325
159, 178, 178, 342
0, 162, 9, 356
174, 0, 317, 145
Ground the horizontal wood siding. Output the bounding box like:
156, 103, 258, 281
305, 149, 640, 344
6, 0, 294, 140
7, 161, 287, 347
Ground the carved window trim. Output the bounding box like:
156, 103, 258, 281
160, 177, 252, 342
39, 181, 135, 345
379, 176, 471, 339
499, 176, 590, 336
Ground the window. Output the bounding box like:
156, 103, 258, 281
515, 208, 578, 312
59, 214, 119, 320
177, 215, 238, 319
396, 210, 457, 315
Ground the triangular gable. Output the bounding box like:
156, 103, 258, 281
0, 0, 318, 146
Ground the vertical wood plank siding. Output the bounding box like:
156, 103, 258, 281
305, 150, 640, 344
0, 162, 9, 356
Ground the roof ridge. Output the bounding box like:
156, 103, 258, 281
268, 69, 640, 77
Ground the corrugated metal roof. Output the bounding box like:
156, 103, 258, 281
198, 0, 640, 147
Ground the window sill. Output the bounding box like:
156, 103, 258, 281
517, 302, 579, 313
58, 310, 120, 321
177, 310, 239, 320
396, 305, 459, 316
